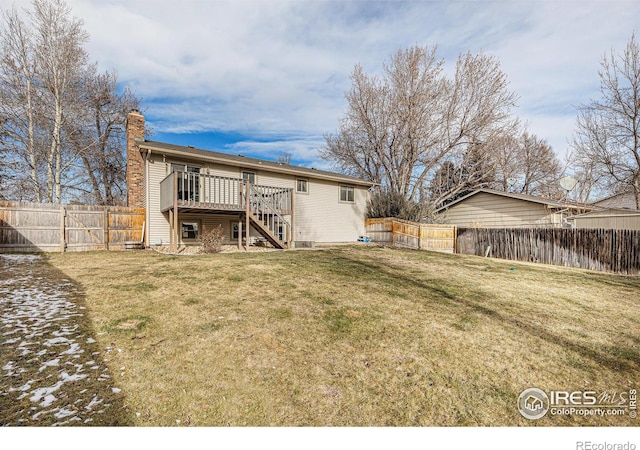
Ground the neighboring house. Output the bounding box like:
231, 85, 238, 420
592, 191, 639, 210
567, 208, 640, 230
434, 188, 596, 228
125, 111, 376, 250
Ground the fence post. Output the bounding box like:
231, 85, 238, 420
104, 208, 109, 251
59, 205, 66, 253
391, 219, 396, 247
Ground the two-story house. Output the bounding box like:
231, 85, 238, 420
126, 110, 375, 250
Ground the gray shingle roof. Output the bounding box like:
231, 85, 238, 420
434, 188, 599, 212
137, 139, 376, 187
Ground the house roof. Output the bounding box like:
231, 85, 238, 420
568, 208, 640, 219
591, 190, 638, 210
137, 139, 376, 187
434, 188, 599, 213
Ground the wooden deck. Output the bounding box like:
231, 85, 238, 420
160, 171, 293, 250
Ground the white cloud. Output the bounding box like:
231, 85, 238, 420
1, 0, 638, 167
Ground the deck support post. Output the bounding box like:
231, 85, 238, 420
245, 181, 250, 251
169, 209, 173, 250
171, 172, 179, 252
174, 208, 179, 252
238, 220, 242, 251
289, 188, 294, 249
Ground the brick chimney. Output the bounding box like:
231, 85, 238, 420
126, 110, 145, 208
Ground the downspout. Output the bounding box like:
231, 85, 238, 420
144, 148, 151, 248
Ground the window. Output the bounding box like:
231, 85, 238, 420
277, 224, 285, 242
181, 221, 200, 240
339, 185, 355, 203
296, 179, 308, 193
242, 171, 256, 185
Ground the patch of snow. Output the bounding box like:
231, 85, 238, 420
10, 381, 34, 392
60, 342, 83, 355
85, 395, 103, 411
44, 337, 71, 346
1, 251, 121, 425
29, 381, 64, 407
54, 408, 77, 419
39, 358, 60, 372
59, 371, 87, 382
0, 254, 41, 263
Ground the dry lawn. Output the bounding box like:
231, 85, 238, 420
46, 245, 639, 426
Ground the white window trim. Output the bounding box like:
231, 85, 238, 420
296, 178, 309, 194
242, 170, 257, 185
180, 220, 201, 241
339, 185, 355, 203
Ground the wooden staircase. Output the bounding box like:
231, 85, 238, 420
244, 183, 291, 249
243, 212, 287, 249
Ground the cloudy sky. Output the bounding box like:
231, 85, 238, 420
3, 0, 638, 170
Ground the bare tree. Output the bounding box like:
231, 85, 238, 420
33, 0, 90, 202
321, 45, 518, 212
0, 5, 42, 201
277, 152, 292, 165
491, 130, 562, 196
488, 133, 521, 192
571, 32, 640, 208
428, 142, 496, 208
518, 132, 562, 196
64, 70, 139, 205
0, 0, 141, 204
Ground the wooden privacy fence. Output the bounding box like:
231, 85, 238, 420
457, 227, 640, 274
365, 218, 456, 253
0, 201, 145, 252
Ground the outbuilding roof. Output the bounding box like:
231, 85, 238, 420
434, 188, 598, 213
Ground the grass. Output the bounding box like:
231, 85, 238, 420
46, 245, 640, 426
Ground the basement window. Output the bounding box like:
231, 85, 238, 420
339, 185, 355, 203
181, 221, 200, 240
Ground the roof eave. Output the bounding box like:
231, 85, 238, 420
138, 141, 376, 187
434, 189, 598, 213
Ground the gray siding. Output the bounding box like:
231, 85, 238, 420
295, 178, 368, 243
571, 211, 640, 230
145, 153, 369, 246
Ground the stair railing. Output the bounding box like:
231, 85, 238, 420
245, 182, 291, 244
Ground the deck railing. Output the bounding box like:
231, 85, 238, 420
161, 171, 293, 245
160, 171, 243, 212
161, 172, 293, 216
245, 183, 292, 243
250, 184, 292, 214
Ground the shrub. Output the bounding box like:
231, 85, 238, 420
366, 187, 423, 221
200, 224, 224, 253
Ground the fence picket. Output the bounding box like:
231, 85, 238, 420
1, 201, 145, 252
457, 227, 640, 275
